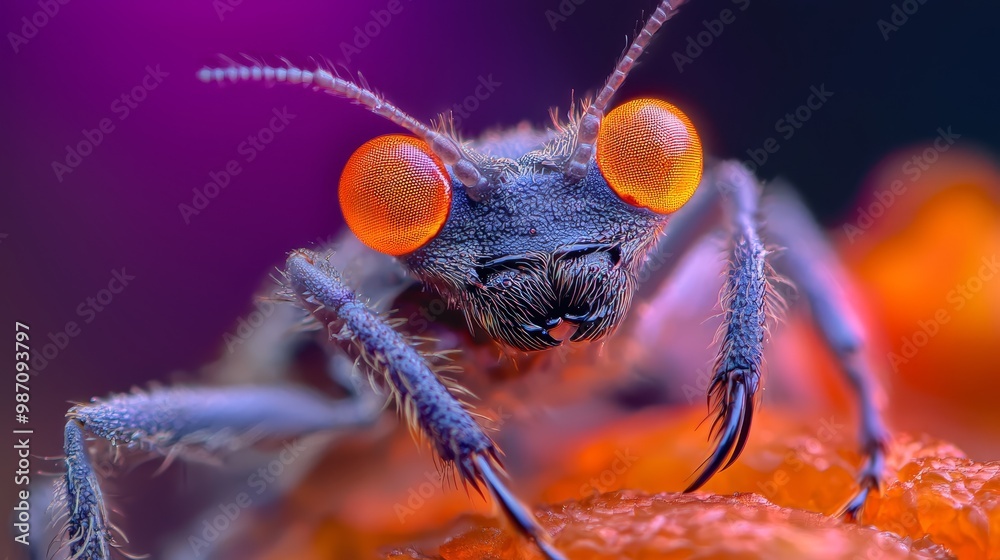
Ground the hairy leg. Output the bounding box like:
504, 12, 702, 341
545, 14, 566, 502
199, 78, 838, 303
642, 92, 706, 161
208, 233, 409, 386
58, 385, 381, 559
283, 249, 564, 560
52, 238, 412, 560
633, 160, 887, 517
55, 247, 565, 560
683, 161, 780, 491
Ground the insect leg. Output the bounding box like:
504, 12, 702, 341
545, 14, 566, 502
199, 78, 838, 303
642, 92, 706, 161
682, 161, 779, 491
284, 249, 565, 560
209, 234, 408, 386
762, 184, 889, 520
623, 161, 775, 489
58, 384, 380, 559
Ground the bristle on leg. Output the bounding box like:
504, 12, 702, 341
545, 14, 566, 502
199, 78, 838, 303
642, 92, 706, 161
687, 162, 779, 491
61, 420, 113, 560
284, 249, 565, 560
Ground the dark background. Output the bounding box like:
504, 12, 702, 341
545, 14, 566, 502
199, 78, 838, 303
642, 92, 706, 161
0, 0, 996, 555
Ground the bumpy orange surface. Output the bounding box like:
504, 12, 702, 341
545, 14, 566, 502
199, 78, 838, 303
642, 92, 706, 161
390, 491, 951, 560
864, 457, 1000, 559
390, 426, 1000, 559
535, 407, 864, 517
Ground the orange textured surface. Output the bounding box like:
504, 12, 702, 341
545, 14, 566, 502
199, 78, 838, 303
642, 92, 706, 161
864, 457, 1000, 559
390, 492, 951, 560
535, 406, 862, 516
391, 424, 1000, 560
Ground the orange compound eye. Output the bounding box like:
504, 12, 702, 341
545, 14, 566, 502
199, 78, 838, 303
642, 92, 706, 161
596, 98, 704, 214
339, 135, 452, 256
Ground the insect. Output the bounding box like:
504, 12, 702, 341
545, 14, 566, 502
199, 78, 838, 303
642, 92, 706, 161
50, 1, 888, 558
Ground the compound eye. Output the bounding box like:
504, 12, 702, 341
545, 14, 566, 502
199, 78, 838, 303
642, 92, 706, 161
596, 98, 703, 214
339, 135, 452, 256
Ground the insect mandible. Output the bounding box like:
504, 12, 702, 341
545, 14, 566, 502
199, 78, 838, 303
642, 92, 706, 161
51, 1, 888, 558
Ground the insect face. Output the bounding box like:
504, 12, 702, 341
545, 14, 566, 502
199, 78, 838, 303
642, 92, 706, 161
339, 98, 704, 351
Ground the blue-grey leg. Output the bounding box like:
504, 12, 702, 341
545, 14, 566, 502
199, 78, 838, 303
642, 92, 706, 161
635, 160, 887, 518
207, 233, 409, 387
59, 386, 381, 559
762, 183, 889, 519
283, 249, 565, 560
681, 162, 781, 492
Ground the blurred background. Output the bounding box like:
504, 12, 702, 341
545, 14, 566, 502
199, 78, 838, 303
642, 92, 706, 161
2, 0, 998, 557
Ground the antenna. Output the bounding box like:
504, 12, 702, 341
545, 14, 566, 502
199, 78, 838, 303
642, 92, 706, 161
198, 59, 490, 195
564, 0, 687, 181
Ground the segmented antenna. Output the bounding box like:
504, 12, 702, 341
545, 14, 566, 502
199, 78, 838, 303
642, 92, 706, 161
564, 0, 687, 181
198, 59, 490, 195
